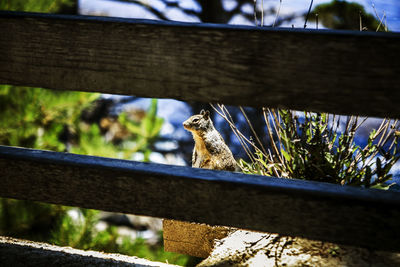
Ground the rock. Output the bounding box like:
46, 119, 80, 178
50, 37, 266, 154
198, 229, 400, 267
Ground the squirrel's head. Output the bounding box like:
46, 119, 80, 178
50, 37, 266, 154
183, 109, 212, 134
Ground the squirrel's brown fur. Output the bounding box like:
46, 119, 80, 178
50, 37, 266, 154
183, 110, 237, 171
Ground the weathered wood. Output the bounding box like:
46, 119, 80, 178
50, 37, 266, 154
1, 11, 400, 117
163, 220, 230, 258
0, 236, 177, 266
1, 145, 400, 251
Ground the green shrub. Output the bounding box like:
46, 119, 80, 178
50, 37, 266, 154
213, 104, 400, 189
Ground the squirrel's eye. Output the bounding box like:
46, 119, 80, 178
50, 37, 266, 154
193, 118, 199, 123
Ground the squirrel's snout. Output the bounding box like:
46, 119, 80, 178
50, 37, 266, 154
183, 120, 190, 130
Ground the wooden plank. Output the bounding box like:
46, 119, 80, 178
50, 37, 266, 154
163, 220, 230, 258
0, 11, 400, 118
1, 145, 400, 251
0, 236, 177, 266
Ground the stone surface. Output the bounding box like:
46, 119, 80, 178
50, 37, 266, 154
0, 236, 177, 267
198, 230, 400, 267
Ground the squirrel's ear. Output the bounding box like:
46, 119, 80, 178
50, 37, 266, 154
203, 110, 210, 119
200, 109, 205, 116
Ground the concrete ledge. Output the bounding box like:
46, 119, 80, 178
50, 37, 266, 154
0, 236, 177, 267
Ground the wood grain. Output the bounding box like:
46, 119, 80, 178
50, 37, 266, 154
0, 11, 400, 117
1, 145, 400, 251
163, 220, 231, 258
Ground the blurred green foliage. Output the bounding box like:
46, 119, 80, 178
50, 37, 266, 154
0, 85, 99, 151
51, 208, 189, 265
70, 123, 123, 158
0, 198, 66, 242
119, 99, 164, 161
0, 199, 190, 265
0, 84, 191, 265
310, 0, 385, 31
0, 0, 76, 14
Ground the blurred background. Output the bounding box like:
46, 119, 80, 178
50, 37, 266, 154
1, 0, 399, 266
78, 0, 400, 30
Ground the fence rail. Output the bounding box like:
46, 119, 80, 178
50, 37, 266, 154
1, 11, 400, 253
1, 145, 400, 251
1, 11, 400, 117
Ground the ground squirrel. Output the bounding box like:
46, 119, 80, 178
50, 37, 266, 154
183, 110, 238, 171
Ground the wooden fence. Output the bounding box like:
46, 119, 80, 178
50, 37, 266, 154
1, 10, 400, 257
